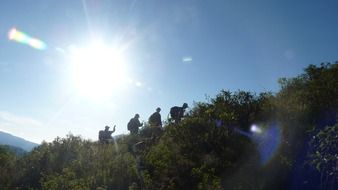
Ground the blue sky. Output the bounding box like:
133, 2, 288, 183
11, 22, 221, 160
0, 0, 337, 143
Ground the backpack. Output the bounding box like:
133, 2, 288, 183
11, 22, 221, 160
170, 106, 179, 118
127, 120, 132, 130
149, 113, 156, 124
98, 130, 105, 141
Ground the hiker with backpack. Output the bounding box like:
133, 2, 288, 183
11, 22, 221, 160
128, 114, 143, 135
98, 125, 116, 143
170, 103, 188, 124
148, 107, 163, 138
148, 107, 162, 127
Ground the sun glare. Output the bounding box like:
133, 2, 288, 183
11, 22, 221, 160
69, 42, 128, 100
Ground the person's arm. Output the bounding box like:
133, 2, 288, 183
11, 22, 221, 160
179, 108, 184, 118
112, 125, 116, 133
138, 120, 143, 127
158, 114, 162, 126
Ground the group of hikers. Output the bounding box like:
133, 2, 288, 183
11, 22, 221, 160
97, 103, 189, 189
98, 103, 189, 143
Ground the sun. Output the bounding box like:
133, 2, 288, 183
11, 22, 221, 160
69, 42, 128, 100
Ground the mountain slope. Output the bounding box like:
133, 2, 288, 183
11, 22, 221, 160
0, 144, 26, 156
0, 131, 38, 151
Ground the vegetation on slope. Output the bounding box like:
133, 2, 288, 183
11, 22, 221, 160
0, 62, 337, 190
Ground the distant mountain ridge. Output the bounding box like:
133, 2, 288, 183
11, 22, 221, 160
0, 131, 38, 151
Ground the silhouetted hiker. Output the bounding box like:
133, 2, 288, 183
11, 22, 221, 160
128, 114, 143, 135
148, 107, 162, 127
148, 107, 163, 138
98, 125, 116, 143
170, 103, 188, 123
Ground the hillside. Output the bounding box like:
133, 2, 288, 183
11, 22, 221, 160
0, 62, 337, 190
0, 131, 38, 151
0, 144, 26, 156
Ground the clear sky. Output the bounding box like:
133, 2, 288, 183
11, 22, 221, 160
1, 0, 337, 143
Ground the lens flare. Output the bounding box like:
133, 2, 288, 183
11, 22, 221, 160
250, 124, 263, 133
231, 123, 281, 165
251, 123, 281, 165
182, 56, 193, 63
8, 28, 47, 50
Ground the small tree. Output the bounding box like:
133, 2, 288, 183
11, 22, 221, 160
308, 124, 338, 190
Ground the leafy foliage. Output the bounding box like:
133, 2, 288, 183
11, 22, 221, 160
0, 145, 17, 189
308, 124, 338, 190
